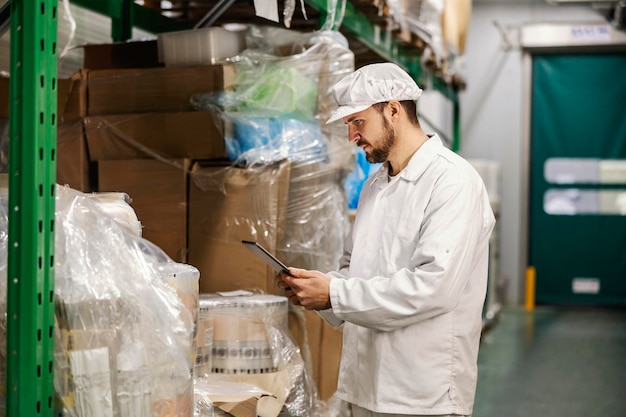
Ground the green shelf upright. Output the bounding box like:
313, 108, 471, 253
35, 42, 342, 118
6, 0, 58, 416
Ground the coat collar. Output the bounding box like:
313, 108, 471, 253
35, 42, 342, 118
370, 134, 442, 186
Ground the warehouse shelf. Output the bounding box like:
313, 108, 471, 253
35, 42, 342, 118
64, 0, 462, 149
4, 2, 463, 415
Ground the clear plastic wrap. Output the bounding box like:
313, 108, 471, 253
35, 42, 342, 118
0, 182, 198, 417
197, 293, 322, 417
194, 26, 355, 173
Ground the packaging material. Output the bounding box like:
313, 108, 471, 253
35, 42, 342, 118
82, 63, 236, 116
197, 292, 322, 417
278, 159, 349, 274
239, 26, 355, 172
200, 293, 288, 375
82, 40, 160, 70
195, 304, 214, 378
194, 374, 273, 417
287, 307, 323, 393
219, 112, 328, 164
98, 159, 190, 262
159, 262, 201, 379
188, 160, 291, 294
85, 111, 227, 161
158, 26, 247, 67
87, 191, 143, 237
0, 183, 198, 417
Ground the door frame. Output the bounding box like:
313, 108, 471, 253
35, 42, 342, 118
520, 22, 626, 302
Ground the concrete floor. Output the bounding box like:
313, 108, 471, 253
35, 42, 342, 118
473, 306, 626, 417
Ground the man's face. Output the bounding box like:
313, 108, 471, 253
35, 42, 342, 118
344, 106, 396, 164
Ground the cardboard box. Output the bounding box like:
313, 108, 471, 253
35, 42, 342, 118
97, 158, 190, 263
318, 321, 343, 401
57, 121, 91, 192
84, 63, 236, 115
188, 161, 291, 294
85, 111, 227, 161
83, 40, 160, 70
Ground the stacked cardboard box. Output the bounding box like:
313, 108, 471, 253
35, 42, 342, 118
4, 41, 346, 403
75, 63, 236, 265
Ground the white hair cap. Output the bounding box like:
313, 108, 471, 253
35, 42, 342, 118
326, 62, 423, 124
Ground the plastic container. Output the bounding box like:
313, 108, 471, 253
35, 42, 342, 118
158, 26, 246, 67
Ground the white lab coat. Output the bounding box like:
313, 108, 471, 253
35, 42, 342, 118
319, 135, 495, 415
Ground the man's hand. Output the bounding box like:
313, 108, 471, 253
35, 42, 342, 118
276, 268, 332, 310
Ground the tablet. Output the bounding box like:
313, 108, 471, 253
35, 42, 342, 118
242, 240, 291, 275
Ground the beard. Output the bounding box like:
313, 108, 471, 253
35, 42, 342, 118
362, 115, 395, 164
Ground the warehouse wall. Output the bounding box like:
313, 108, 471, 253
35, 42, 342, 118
460, 0, 607, 304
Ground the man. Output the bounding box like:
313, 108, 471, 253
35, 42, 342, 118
277, 62, 495, 417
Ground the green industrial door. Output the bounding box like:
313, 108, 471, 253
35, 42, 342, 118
529, 53, 626, 305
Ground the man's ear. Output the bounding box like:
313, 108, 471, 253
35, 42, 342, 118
387, 100, 402, 120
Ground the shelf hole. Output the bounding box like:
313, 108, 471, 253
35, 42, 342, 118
52, 42, 56, 55
50, 219, 55, 232
39, 147, 44, 160
49, 362, 53, 374
50, 184, 55, 197
49, 325, 53, 338
40, 38, 44, 52
38, 292, 42, 305
51, 113, 56, 126
52, 7, 56, 18
52, 78, 56, 90
37, 328, 41, 341
40, 2, 45, 14
39, 112, 44, 124
38, 256, 42, 269
50, 255, 54, 268
37, 365, 41, 378
51, 149, 56, 161
49, 290, 54, 302
37, 401, 41, 413
40, 75, 44, 88
39, 184, 43, 197
39, 220, 43, 233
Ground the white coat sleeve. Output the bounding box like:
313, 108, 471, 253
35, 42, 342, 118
329, 173, 495, 332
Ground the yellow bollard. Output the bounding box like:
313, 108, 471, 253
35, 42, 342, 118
525, 266, 536, 311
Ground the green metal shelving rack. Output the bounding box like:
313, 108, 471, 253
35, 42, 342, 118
6, 0, 57, 416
